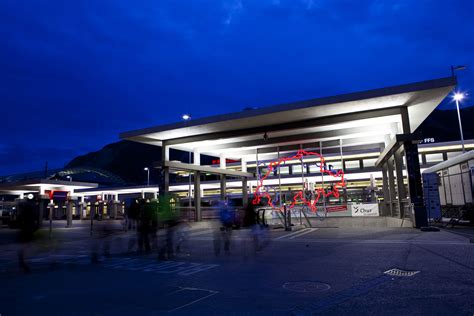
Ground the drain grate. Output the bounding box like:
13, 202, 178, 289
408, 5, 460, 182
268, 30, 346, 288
283, 281, 331, 293
383, 268, 420, 277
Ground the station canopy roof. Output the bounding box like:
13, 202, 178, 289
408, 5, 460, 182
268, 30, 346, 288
0, 179, 98, 195
121, 77, 456, 160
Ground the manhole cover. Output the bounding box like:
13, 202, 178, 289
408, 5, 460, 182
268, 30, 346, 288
283, 281, 331, 293
384, 268, 420, 277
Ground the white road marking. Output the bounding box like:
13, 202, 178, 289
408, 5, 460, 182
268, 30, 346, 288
274, 228, 311, 240
275, 238, 474, 246
167, 287, 219, 313
103, 258, 219, 275
288, 228, 318, 239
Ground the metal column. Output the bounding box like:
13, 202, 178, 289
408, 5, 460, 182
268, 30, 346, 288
220, 174, 226, 201
381, 163, 391, 216
387, 158, 397, 217
242, 177, 248, 208
194, 171, 201, 221
66, 200, 73, 227
394, 149, 407, 218
404, 141, 427, 228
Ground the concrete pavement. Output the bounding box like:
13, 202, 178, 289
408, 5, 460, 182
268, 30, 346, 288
1, 222, 474, 315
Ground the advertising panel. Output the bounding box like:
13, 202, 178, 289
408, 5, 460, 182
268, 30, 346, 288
351, 203, 379, 216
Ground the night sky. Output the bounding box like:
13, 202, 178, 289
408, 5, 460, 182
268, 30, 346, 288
1, 0, 473, 175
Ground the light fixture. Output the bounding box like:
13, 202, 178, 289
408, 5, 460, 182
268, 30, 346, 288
144, 167, 150, 186
182, 114, 191, 121
452, 90, 467, 153
453, 92, 464, 101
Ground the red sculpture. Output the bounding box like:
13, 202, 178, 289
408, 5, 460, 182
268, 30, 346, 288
252, 149, 346, 212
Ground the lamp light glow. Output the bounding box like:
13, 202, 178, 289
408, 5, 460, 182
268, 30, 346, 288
453, 93, 464, 101
182, 114, 191, 121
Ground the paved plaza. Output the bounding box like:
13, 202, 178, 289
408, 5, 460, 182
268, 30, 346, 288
1, 221, 474, 315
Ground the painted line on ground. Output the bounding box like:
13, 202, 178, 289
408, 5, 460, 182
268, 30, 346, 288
275, 238, 474, 246
275, 228, 311, 240
102, 258, 219, 276
167, 287, 219, 312
288, 228, 319, 239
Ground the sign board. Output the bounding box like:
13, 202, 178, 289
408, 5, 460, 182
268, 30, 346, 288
326, 205, 348, 212
49, 190, 68, 201
351, 203, 379, 216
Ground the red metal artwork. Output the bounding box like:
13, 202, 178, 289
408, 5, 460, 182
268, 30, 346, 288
251, 149, 346, 212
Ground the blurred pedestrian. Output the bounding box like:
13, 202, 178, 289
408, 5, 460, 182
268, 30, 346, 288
214, 199, 234, 255
126, 199, 140, 253
157, 194, 179, 260
138, 199, 152, 254
17, 198, 40, 273
91, 207, 115, 263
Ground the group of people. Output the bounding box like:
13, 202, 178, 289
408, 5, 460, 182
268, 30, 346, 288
125, 195, 182, 260
213, 198, 271, 256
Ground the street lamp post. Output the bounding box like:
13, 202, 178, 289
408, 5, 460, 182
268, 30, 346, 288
450, 65, 467, 154
453, 93, 466, 153
66, 176, 72, 182
182, 114, 192, 209
144, 167, 150, 186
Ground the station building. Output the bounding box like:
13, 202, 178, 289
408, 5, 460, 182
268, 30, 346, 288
120, 77, 460, 228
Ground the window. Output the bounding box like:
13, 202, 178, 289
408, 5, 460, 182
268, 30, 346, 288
425, 153, 444, 163
363, 158, 377, 168
327, 161, 342, 171
447, 151, 462, 159
292, 164, 307, 174
345, 160, 360, 170
278, 166, 290, 174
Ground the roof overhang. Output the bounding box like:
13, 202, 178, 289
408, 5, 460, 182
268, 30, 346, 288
76, 185, 159, 196
0, 179, 98, 195
121, 77, 456, 159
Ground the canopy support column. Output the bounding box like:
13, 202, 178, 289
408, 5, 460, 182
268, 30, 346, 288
194, 171, 201, 221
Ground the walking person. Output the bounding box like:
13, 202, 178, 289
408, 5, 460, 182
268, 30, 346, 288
137, 199, 152, 254
126, 199, 140, 253
157, 194, 179, 260
17, 198, 40, 273
214, 199, 234, 255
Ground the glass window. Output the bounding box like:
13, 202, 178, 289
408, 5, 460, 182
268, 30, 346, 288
292, 164, 307, 174
419, 154, 423, 164
327, 161, 342, 171
425, 153, 444, 163
278, 166, 290, 174
345, 160, 360, 170
447, 151, 462, 159
363, 158, 377, 168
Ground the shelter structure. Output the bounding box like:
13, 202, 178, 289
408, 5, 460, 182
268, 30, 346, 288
121, 77, 457, 227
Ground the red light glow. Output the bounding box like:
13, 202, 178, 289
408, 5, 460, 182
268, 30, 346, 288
251, 149, 346, 212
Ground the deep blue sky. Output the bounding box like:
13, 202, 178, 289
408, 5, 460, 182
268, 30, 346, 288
1, 0, 473, 175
